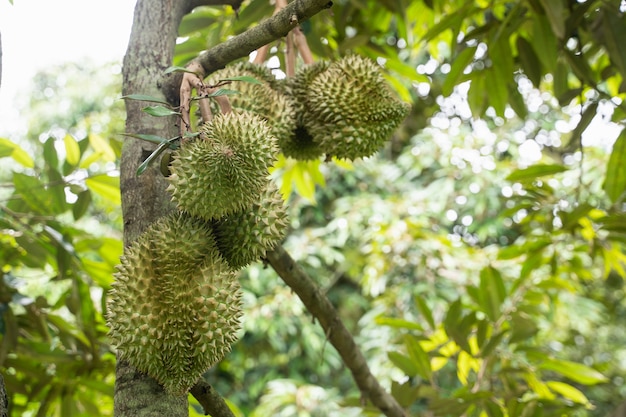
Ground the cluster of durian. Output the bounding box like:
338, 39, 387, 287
206, 55, 411, 161
107, 111, 289, 395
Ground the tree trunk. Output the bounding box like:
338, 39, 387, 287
116, 0, 189, 415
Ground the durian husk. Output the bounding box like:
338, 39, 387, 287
206, 62, 296, 147
279, 61, 330, 160
213, 181, 289, 269
107, 212, 242, 395
302, 55, 411, 160
167, 112, 278, 220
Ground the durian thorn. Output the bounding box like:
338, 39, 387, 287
292, 26, 314, 65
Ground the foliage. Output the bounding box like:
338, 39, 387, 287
1, 0, 626, 416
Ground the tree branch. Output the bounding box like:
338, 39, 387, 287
190, 380, 235, 417
161, 0, 333, 104
266, 245, 407, 417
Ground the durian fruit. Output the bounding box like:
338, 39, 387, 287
167, 112, 278, 220
107, 211, 242, 395
302, 55, 411, 160
213, 181, 288, 269
206, 61, 296, 146
279, 61, 330, 160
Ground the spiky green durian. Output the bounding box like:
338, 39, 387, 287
278, 61, 330, 160
107, 212, 242, 395
213, 181, 289, 269
206, 62, 296, 145
303, 55, 411, 160
167, 112, 278, 220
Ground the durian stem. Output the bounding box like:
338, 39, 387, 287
190, 381, 235, 417
252, 0, 287, 66
180, 61, 206, 135
285, 31, 296, 77
266, 245, 408, 417
292, 26, 314, 65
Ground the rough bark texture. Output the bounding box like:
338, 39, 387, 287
266, 246, 408, 417
117, 0, 189, 416
0, 373, 7, 417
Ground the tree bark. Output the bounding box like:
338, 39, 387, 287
117, 0, 190, 415
0, 373, 7, 417
266, 246, 408, 417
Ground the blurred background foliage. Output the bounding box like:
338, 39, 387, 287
1, 0, 626, 416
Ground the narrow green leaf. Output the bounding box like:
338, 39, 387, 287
163, 65, 200, 75
553, 59, 570, 104
414, 296, 436, 330
564, 49, 597, 86
567, 102, 599, 150
593, 6, 626, 78
11, 145, 35, 168
540, 358, 608, 385
388, 351, 419, 377
516, 36, 542, 87
192, 89, 240, 100
405, 334, 432, 380
545, 381, 591, 406
64, 134, 81, 166
603, 128, 626, 203
120, 94, 171, 106
506, 164, 568, 182
122, 133, 174, 145
375, 316, 423, 331
479, 329, 508, 358
485, 68, 508, 118
72, 190, 92, 221
531, 15, 558, 73
142, 105, 181, 117
136, 140, 173, 176
219, 75, 262, 84
538, 0, 568, 39
442, 46, 476, 96
479, 266, 506, 322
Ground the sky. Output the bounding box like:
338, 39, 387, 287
0, 0, 137, 135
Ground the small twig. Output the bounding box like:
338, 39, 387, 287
292, 26, 314, 65
266, 245, 407, 417
285, 31, 296, 77
179, 62, 206, 136
190, 380, 235, 417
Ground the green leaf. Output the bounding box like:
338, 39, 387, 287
0, 138, 35, 168
545, 381, 592, 406
388, 351, 419, 377
72, 190, 92, 221
85, 175, 121, 205
64, 134, 81, 166
136, 140, 176, 176
538, 0, 568, 39
539, 358, 608, 385
603, 128, 626, 203
506, 164, 568, 182
120, 94, 171, 106
479, 266, 506, 322
375, 316, 423, 331
142, 105, 181, 117
442, 46, 476, 96
567, 102, 598, 151
531, 15, 558, 73
219, 75, 262, 85
593, 5, 626, 79
404, 334, 432, 380
163, 65, 200, 75
414, 296, 436, 330
516, 36, 542, 87
122, 133, 178, 147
